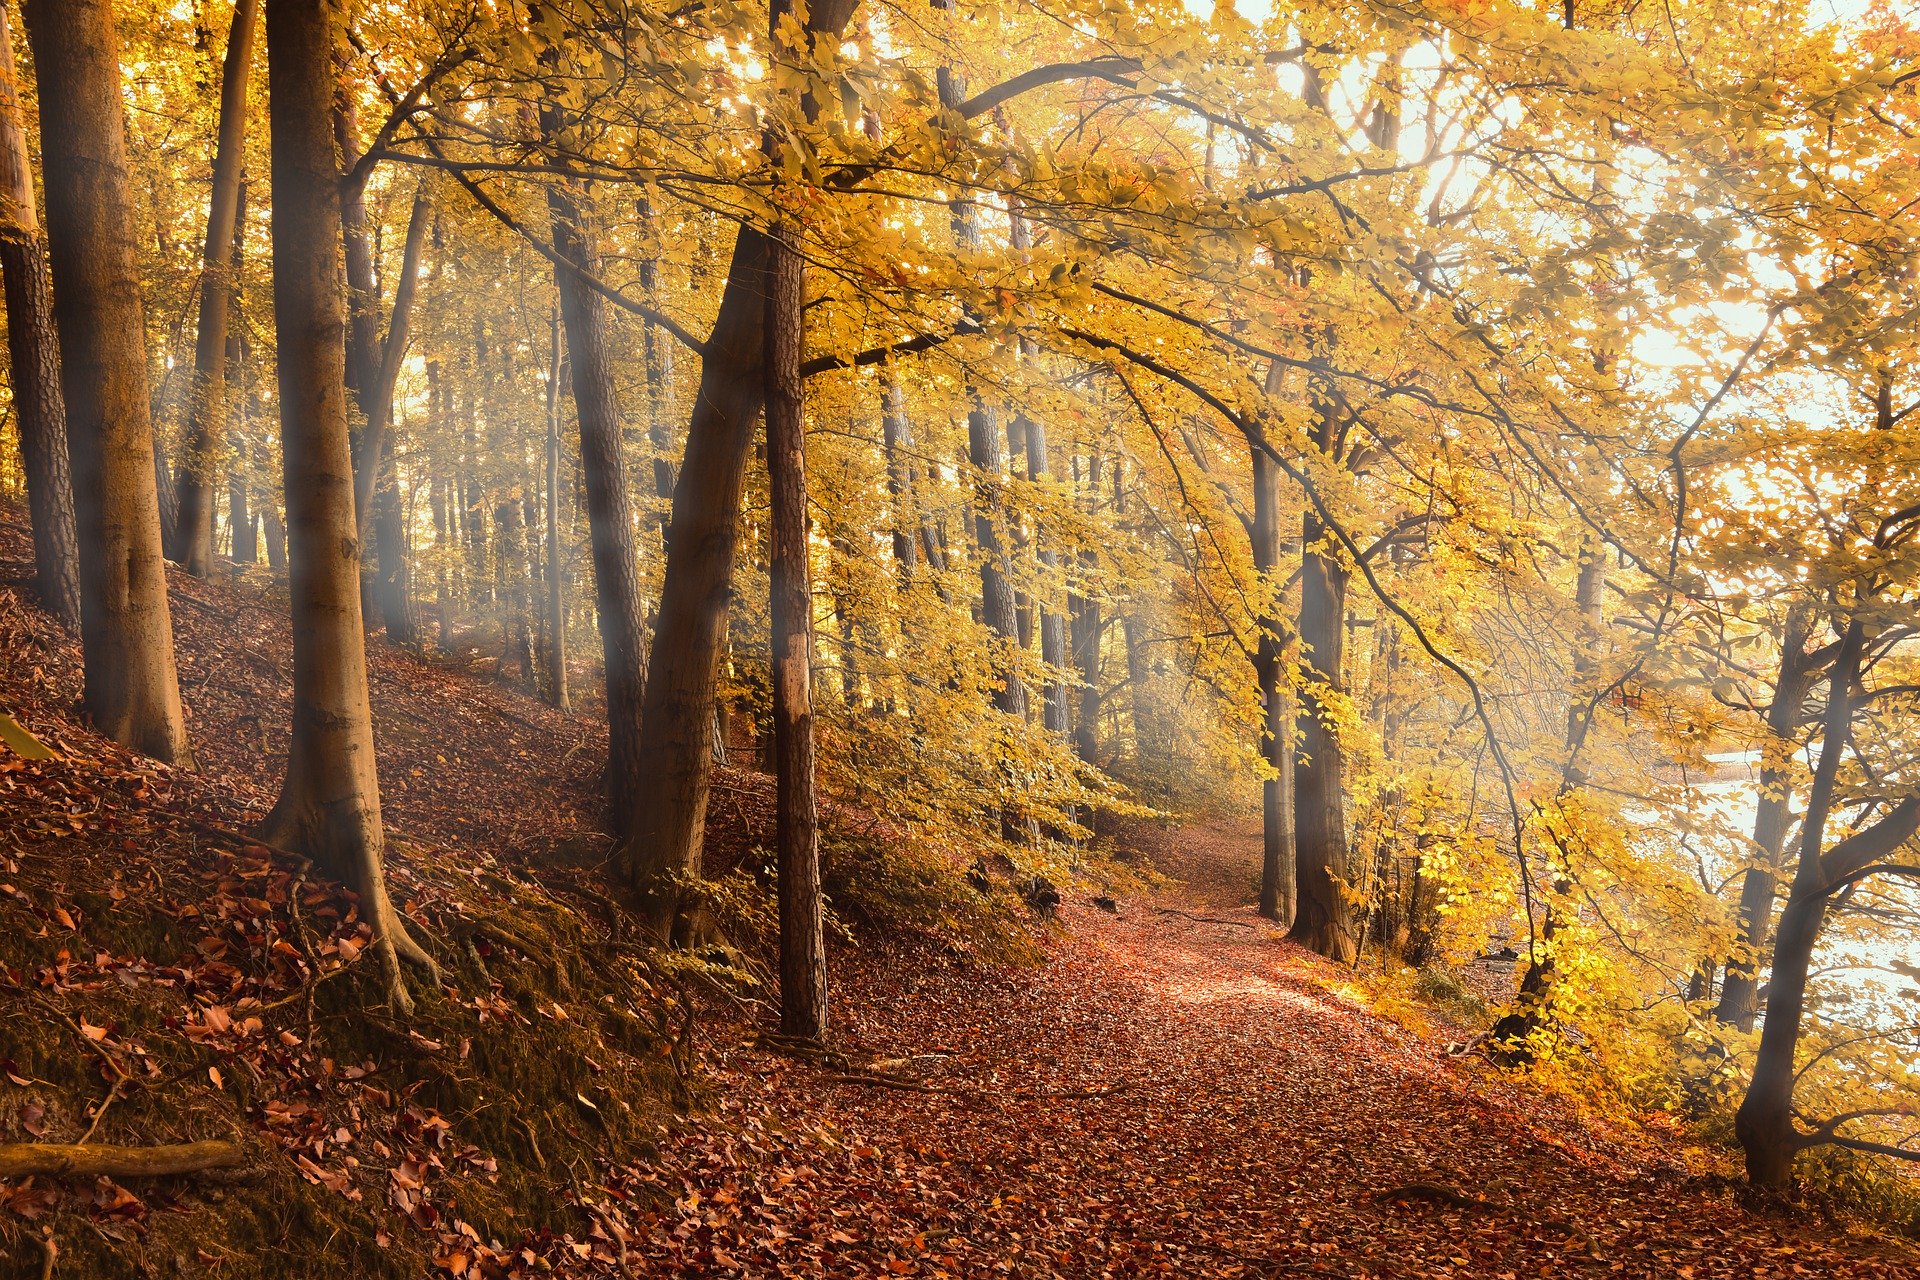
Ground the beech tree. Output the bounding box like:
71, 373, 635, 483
22, 0, 190, 764
0, 2, 77, 629
170, 0, 256, 578
258, 0, 435, 1010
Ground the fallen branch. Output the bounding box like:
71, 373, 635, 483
1152, 907, 1256, 929
824, 1071, 1131, 1103
0, 1140, 245, 1179
1375, 1182, 1501, 1212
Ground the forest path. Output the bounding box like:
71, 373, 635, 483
628, 819, 1913, 1278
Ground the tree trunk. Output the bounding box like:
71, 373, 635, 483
1069, 453, 1103, 766
22, 0, 190, 763
495, 493, 534, 684
880, 379, 919, 573
1735, 620, 1863, 1188
171, 0, 257, 577
542, 145, 649, 843
1022, 414, 1071, 734
1288, 506, 1354, 961
639, 199, 678, 534
1716, 604, 1814, 1031
1252, 448, 1296, 925
0, 4, 79, 629
938, 58, 1026, 721
543, 308, 571, 710
263, 496, 286, 571
629, 0, 860, 934
351, 183, 431, 643
259, 0, 433, 1011
766, 190, 827, 1045
227, 190, 256, 570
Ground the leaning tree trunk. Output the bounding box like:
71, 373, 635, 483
23, 0, 190, 763
259, 0, 434, 1011
0, 3, 79, 629
626, 0, 859, 941
1252, 448, 1296, 926
1288, 504, 1354, 962
542, 132, 650, 845
1716, 603, 1815, 1031
171, 0, 257, 577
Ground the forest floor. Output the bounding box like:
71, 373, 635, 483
639, 822, 1920, 1278
0, 511, 1916, 1277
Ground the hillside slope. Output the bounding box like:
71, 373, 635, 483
1, 516, 1915, 1278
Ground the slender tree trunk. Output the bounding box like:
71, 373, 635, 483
639, 199, 677, 533
543, 308, 571, 710
938, 57, 1026, 720
263, 496, 286, 571
0, 4, 79, 628
23, 0, 190, 763
1252, 448, 1296, 925
1716, 604, 1815, 1030
1736, 620, 1863, 1187
542, 136, 649, 844
351, 183, 431, 643
766, 169, 827, 1045
172, 0, 257, 577
495, 493, 534, 684
228, 192, 256, 573
1288, 504, 1354, 961
1069, 453, 1104, 766
1021, 414, 1070, 734
880, 380, 919, 573
227, 195, 256, 570
259, 0, 433, 1011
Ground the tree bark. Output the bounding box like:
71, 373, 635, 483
1069, 453, 1104, 766
766, 202, 827, 1046
1288, 502, 1354, 961
543, 308, 571, 710
23, 0, 191, 763
628, 0, 859, 937
495, 492, 535, 684
0, 4, 79, 629
1716, 604, 1815, 1030
1252, 448, 1296, 926
172, 0, 257, 577
639, 198, 678, 533
1735, 619, 1863, 1188
259, 0, 433, 1011
880, 380, 919, 573
542, 138, 649, 844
